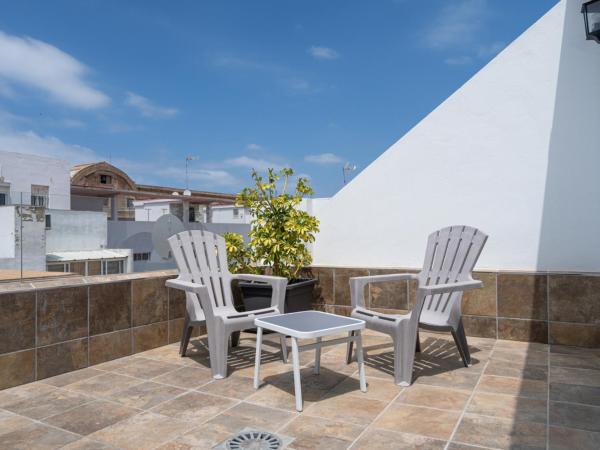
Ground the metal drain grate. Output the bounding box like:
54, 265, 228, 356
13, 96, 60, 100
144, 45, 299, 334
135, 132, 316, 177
225, 430, 282, 450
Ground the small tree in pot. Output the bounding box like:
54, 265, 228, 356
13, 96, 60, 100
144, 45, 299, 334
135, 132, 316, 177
224, 167, 319, 312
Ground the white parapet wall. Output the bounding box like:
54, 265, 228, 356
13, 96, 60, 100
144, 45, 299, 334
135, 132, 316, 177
312, 0, 600, 273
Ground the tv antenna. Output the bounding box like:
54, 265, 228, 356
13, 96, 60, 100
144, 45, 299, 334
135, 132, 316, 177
342, 162, 357, 184
184, 155, 198, 196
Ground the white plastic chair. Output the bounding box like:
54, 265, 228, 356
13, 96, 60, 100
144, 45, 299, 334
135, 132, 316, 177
346, 225, 488, 386
166, 229, 288, 379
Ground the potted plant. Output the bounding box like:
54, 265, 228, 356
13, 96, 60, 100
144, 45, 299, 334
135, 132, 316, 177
224, 167, 320, 313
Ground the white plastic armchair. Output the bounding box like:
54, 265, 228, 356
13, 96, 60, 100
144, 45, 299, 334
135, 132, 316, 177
166, 230, 288, 379
346, 225, 488, 386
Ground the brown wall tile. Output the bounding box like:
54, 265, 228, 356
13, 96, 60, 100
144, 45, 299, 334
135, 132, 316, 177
311, 267, 334, 305
498, 318, 548, 343
0, 292, 35, 354
462, 272, 497, 317
37, 287, 88, 346
368, 269, 408, 310
549, 275, 600, 324
89, 330, 132, 365
133, 322, 168, 353
0, 349, 35, 390
168, 318, 184, 344
168, 287, 186, 320
462, 315, 497, 339
89, 282, 131, 335
132, 277, 168, 327
334, 268, 369, 306
498, 274, 547, 320
324, 305, 353, 317
70, 261, 86, 276
549, 322, 600, 348
36, 338, 88, 380
87, 260, 101, 276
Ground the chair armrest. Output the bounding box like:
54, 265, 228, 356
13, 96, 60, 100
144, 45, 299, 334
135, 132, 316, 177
232, 273, 288, 311
418, 279, 482, 296
349, 273, 418, 308
165, 278, 208, 296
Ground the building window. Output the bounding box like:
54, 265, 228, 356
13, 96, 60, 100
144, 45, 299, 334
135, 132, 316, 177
134, 252, 151, 261
189, 206, 196, 222
126, 198, 135, 208
45, 214, 51, 229
102, 259, 124, 275
232, 207, 240, 218
0, 193, 6, 206
31, 185, 49, 207
47, 263, 69, 272
99, 174, 112, 184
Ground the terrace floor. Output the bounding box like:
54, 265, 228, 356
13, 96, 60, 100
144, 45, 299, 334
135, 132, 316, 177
0, 330, 599, 450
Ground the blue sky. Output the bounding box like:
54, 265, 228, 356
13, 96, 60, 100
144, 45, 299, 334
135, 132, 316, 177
0, 0, 557, 196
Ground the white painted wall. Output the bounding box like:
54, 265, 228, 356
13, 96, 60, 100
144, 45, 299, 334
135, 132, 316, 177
45, 210, 108, 252
0, 151, 71, 210
134, 199, 178, 222
0, 206, 15, 258
210, 205, 251, 224
313, 1, 599, 272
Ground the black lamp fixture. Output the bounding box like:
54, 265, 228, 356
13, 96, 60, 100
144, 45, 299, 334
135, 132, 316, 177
582, 0, 600, 43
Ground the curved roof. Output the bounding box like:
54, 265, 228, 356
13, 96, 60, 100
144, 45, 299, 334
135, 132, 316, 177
70, 161, 137, 190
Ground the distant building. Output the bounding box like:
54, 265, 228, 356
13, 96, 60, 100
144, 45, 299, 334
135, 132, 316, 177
210, 205, 251, 224
70, 161, 236, 222
133, 198, 206, 223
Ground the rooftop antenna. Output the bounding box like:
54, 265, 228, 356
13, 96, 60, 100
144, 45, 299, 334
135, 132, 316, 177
184, 154, 198, 196
342, 162, 357, 184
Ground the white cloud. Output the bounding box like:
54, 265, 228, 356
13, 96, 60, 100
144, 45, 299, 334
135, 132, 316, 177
308, 46, 340, 60
125, 92, 179, 118
444, 55, 473, 66
305, 153, 343, 165
0, 30, 109, 109
247, 143, 262, 151
153, 165, 238, 187
0, 128, 99, 164
424, 0, 489, 50
225, 155, 283, 171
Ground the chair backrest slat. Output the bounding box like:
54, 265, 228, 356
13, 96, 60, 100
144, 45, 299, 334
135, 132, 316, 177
168, 230, 233, 309
418, 225, 488, 315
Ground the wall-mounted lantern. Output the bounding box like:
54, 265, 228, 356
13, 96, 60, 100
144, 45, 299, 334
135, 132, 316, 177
582, 0, 600, 43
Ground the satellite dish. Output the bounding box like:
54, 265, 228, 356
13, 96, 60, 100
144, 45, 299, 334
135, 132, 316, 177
183, 189, 191, 196
152, 214, 184, 259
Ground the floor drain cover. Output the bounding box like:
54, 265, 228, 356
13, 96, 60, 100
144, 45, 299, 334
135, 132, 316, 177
225, 430, 282, 450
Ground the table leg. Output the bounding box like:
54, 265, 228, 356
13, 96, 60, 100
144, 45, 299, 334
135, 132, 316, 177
355, 330, 367, 392
314, 337, 322, 375
291, 337, 303, 411
253, 326, 263, 389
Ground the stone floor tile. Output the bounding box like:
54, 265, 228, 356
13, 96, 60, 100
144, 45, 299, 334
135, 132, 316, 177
550, 353, 600, 371
0, 382, 57, 408
65, 372, 143, 398
304, 392, 388, 426
197, 375, 258, 399
453, 413, 547, 450
246, 383, 318, 411
396, 384, 471, 411
350, 428, 446, 450
150, 391, 237, 422
549, 425, 600, 450
0, 418, 80, 449
106, 381, 186, 410
373, 404, 461, 440
491, 349, 548, 366
61, 438, 117, 449
89, 411, 194, 450
43, 399, 138, 435
327, 374, 403, 402
476, 374, 547, 399
206, 401, 295, 433
281, 414, 364, 450
111, 358, 182, 380
156, 421, 235, 449
467, 392, 547, 423
2, 388, 92, 420
152, 366, 213, 389
550, 382, 600, 407
494, 340, 549, 353
40, 368, 105, 388
549, 401, 600, 432
550, 366, 600, 388
414, 368, 481, 391
484, 358, 548, 381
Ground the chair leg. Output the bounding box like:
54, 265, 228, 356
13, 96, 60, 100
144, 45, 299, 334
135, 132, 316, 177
180, 315, 193, 357
393, 331, 417, 387
451, 319, 471, 367
279, 335, 288, 363
415, 329, 421, 353
207, 323, 229, 379
346, 330, 355, 364
231, 331, 240, 348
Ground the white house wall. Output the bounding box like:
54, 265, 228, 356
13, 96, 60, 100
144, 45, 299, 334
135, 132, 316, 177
313, 1, 577, 271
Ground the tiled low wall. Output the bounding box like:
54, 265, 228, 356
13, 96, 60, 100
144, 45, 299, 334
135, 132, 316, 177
311, 267, 600, 349
0, 270, 193, 390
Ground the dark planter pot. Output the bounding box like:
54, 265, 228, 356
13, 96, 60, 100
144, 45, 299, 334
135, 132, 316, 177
239, 278, 317, 313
